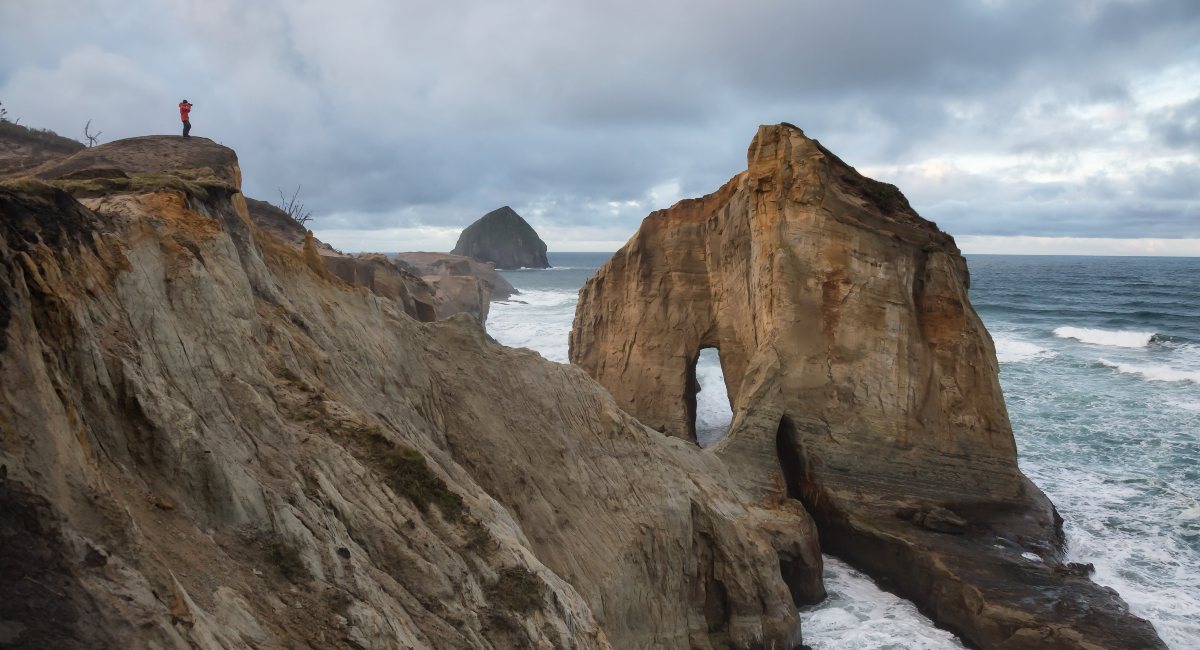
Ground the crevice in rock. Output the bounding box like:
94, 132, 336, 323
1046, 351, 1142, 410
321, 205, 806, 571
775, 415, 808, 502
413, 300, 436, 323
774, 415, 825, 607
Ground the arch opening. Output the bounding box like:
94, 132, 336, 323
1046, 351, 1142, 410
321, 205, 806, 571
689, 347, 734, 448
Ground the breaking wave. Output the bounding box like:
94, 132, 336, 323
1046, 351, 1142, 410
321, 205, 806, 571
1053, 326, 1156, 349
1097, 359, 1200, 384
993, 335, 1056, 363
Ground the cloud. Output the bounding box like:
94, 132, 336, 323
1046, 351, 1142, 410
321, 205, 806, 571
1, 0, 1198, 252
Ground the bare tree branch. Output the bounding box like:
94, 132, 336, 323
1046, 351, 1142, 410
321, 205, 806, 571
84, 119, 102, 147
276, 185, 313, 227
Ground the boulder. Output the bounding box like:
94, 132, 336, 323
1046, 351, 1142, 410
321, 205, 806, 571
569, 123, 1164, 649
451, 206, 550, 269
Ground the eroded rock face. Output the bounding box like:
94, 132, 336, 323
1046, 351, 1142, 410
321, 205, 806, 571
570, 124, 1164, 649
395, 252, 519, 321
0, 138, 820, 648
452, 206, 550, 269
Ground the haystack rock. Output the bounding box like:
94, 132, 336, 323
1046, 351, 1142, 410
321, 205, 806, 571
452, 206, 550, 269
0, 134, 823, 648
570, 124, 1164, 649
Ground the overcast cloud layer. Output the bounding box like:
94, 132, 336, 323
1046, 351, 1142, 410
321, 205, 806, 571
2, 0, 1198, 253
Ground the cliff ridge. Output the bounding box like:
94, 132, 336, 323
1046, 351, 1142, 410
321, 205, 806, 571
0, 134, 821, 649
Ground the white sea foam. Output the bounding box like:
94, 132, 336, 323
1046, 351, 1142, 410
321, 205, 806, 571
1057, 505, 1200, 648
1018, 459, 1200, 649
801, 557, 965, 649
486, 289, 577, 362
1098, 359, 1200, 384
994, 336, 1056, 363
1053, 326, 1155, 348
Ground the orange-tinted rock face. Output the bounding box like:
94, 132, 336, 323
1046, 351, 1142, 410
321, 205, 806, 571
570, 124, 1164, 649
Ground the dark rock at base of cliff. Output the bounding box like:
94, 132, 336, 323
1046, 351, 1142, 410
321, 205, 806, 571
451, 206, 550, 269
0, 480, 119, 650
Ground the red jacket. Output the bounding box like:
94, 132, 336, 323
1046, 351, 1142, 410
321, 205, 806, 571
179, 102, 191, 121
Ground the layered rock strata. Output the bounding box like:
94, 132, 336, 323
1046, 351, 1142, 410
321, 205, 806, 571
395, 252, 519, 321
245, 193, 449, 322
246, 192, 506, 322
0, 136, 822, 648
570, 124, 1164, 649
452, 206, 550, 269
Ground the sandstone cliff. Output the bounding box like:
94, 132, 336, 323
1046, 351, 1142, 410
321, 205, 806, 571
395, 252, 519, 322
0, 136, 822, 649
246, 195, 506, 323
570, 124, 1164, 649
452, 206, 550, 269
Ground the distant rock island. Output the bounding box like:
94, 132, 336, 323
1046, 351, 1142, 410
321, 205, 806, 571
452, 205, 550, 269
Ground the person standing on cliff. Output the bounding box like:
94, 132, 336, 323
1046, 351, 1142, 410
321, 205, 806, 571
178, 99, 193, 138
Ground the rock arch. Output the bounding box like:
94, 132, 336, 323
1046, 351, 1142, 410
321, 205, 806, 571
569, 123, 1164, 649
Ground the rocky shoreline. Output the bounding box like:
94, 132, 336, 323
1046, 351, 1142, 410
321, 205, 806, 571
0, 124, 1165, 648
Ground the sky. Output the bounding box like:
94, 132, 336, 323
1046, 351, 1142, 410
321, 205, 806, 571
1, 0, 1198, 255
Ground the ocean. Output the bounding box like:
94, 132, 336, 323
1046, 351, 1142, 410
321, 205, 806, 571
487, 252, 1200, 649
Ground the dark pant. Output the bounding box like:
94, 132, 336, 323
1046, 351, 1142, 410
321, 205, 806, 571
182, 120, 191, 137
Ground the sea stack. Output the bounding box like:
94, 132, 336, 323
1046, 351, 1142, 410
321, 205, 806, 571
569, 123, 1164, 649
451, 205, 550, 269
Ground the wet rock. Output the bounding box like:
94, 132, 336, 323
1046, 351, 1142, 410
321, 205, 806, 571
921, 507, 969, 534
1053, 562, 1096, 577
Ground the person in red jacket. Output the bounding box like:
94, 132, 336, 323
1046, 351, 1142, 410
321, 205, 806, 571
179, 99, 192, 138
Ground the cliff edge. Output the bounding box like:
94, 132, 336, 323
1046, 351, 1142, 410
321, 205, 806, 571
569, 124, 1164, 649
0, 135, 821, 649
